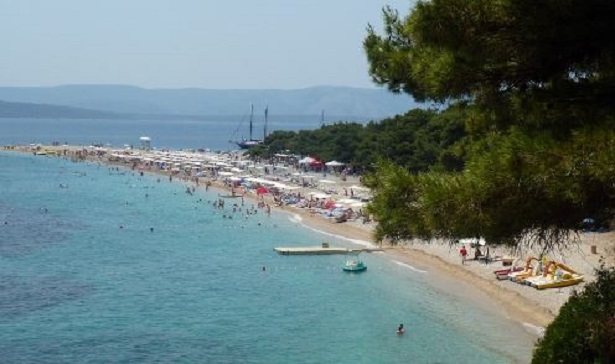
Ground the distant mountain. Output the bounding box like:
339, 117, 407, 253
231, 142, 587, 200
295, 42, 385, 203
0, 85, 419, 119
0, 100, 123, 119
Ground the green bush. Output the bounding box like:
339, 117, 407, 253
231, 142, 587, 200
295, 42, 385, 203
532, 265, 615, 363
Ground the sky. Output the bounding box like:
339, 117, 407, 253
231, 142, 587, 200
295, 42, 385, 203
0, 0, 415, 89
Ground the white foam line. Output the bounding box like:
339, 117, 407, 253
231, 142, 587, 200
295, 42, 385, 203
522, 322, 546, 337
393, 260, 428, 274
289, 213, 303, 223
288, 215, 375, 248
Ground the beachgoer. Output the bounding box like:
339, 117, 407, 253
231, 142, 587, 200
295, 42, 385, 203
397, 324, 405, 334
474, 246, 482, 260
460, 245, 467, 265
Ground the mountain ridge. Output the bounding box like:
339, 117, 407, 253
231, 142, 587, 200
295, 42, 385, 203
0, 85, 419, 119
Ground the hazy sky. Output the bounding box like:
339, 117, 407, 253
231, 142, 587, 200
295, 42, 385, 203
0, 0, 414, 89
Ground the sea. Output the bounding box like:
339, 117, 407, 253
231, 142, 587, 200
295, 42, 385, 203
0, 118, 536, 363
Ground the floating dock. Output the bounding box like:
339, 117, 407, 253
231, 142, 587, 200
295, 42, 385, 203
274, 246, 383, 255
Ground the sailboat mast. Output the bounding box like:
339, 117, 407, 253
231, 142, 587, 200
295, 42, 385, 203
264, 106, 268, 140
249, 103, 254, 140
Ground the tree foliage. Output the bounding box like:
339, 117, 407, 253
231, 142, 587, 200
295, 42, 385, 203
532, 265, 615, 363
363, 0, 615, 245
364, 127, 615, 246
251, 108, 466, 173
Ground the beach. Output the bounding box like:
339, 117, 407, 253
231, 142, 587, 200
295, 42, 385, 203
10, 144, 615, 333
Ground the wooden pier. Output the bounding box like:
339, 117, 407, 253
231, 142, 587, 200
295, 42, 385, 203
274, 245, 383, 255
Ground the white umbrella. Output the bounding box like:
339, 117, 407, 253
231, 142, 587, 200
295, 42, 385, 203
310, 193, 330, 199
459, 238, 486, 246
325, 160, 344, 167
349, 185, 368, 190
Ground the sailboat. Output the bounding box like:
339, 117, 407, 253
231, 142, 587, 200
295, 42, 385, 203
235, 104, 268, 149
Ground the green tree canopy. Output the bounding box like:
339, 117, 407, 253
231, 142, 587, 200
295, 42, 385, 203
363, 0, 615, 247
251, 108, 466, 174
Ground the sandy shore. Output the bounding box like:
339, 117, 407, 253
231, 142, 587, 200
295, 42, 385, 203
9, 144, 614, 332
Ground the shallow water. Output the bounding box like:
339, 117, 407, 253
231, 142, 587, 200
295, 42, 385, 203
0, 152, 535, 363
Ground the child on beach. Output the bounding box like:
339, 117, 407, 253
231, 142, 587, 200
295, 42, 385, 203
460, 245, 468, 265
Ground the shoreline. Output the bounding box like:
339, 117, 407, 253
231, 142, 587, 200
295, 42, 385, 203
7, 145, 614, 335
279, 205, 556, 328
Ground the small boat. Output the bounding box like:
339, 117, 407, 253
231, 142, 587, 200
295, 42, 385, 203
494, 266, 524, 280
493, 258, 524, 280
342, 253, 367, 272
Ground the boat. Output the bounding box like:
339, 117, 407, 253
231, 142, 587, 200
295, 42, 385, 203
494, 266, 524, 280
234, 104, 267, 149
493, 258, 524, 280
342, 253, 367, 272
507, 257, 539, 282
522, 261, 584, 290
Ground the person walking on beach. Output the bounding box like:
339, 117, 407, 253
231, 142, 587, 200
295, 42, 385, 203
460, 245, 468, 265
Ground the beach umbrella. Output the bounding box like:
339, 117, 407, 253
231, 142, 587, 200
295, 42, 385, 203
349, 185, 368, 190
257, 186, 269, 195
298, 157, 315, 164
459, 237, 486, 246
325, 160, 344, 166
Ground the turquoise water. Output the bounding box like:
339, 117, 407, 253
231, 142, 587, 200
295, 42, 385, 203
0, 152, 534, 363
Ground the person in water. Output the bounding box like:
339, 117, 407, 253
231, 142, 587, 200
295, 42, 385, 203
397, 324, 405, 334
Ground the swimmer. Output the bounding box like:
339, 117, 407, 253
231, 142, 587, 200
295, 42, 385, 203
150, 227, 154, 233
397, 324, 405, 335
